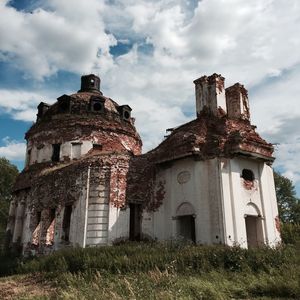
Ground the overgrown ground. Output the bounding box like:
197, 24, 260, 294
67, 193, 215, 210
0, 242, 299, 299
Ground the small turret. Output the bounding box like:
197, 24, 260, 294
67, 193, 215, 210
78, 74, 102, 94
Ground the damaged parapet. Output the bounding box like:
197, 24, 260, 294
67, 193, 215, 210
193, 73, 226, 117
226, 83, 250, 121
194, 74, 251, 121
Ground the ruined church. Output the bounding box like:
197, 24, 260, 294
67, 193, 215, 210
6, 73, 281, 255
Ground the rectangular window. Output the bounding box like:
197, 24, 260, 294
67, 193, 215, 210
52, 144, 61, 162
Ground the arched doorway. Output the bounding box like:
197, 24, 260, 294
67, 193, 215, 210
176, 202, 196, 243
244, 203, 264, 248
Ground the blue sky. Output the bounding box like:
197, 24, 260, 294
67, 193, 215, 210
0, 0, 300, 195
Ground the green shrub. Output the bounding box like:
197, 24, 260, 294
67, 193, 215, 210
1, 243, 299, 299
0, 242, 295, 277
281, 222, 300, 245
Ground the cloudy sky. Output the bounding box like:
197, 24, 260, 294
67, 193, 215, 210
0, 0, 299, 194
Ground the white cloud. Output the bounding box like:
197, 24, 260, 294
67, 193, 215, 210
250, 67, 300, 187
0, 89, 52, 121
0, 0, 116, 80
0, 137, 26, 161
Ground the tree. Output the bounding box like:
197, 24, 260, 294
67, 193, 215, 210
0, 158, 19, 231
274, 171, 300, 224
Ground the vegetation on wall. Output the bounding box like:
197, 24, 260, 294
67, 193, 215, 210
0, 161, 299, 298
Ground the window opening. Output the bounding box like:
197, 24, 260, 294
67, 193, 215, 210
62, 205, 72, 242
241, 169, 254, 181
129, 204, 141, 241
124, 110, 130, 119
93, 101, 103, 112
59, 101, 70, 112
52, 144, 61, 162
93, 144, 102, 151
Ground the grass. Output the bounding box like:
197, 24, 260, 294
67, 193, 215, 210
0, 242, 299, 299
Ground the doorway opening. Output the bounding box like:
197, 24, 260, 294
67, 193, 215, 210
62, 205, 72, 242
245, 215, 263, 248
129, 204, 141, 241
177, 215, 196, 243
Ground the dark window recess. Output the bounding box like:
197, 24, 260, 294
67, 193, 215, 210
118, 105, 132, 121
59, 101, 70, 112
51, 144, 61, 162
93, 144, 102, 150
93, 101, 103, 112
57, 95, 71, 113
242, 169, 255, 181
90, 96, 105, 113
50, 208, 56, 221
129, 204, 141, 241
62, 205, 72, 242
37, 211, 41, 224
124, 110, 130, 119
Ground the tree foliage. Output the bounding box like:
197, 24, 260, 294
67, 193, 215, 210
274, 171, 300, 224
0, 157, 19, 229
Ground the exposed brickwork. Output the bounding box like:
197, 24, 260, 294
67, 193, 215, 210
127, 109, 274, 211
7, 73, 277, 254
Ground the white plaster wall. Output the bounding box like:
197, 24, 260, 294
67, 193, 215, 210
21, 206, 31, 246
12, 202, 25, 243
37, 145, 52, 163
259, 163, 281, 246
108, 206, 130, 243
69, 176, 88, 247
29, 147, 38, 165
53, 206, 64, 250
27, 140, 93, 165
219, 158, 236, 246
220, 157, 280, 248
141, 211, 154, 240
144, 157, 224, 244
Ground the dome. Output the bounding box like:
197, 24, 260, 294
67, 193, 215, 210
24, 74, 142, 168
